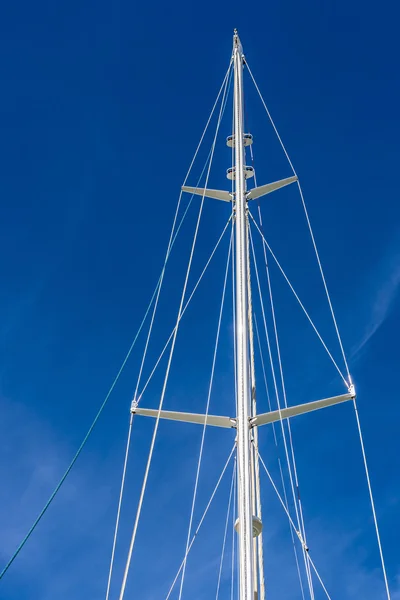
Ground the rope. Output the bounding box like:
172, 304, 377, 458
0, 61, 233, 584
104, 414, 134, 600
178, 229, 233, 599
105, 78, 233, 600
254, 314, 306, 600
184, 61, 232, 185
230, 107, 237, 403
307, 556, 333, 600
249, 195, 315, 597
249, 226, 315, 599
136, 215, 232, 404
0, 280, 167, 582
230, 453, 237, 600
297, 181, 351, 381
250, 149, 307, 597
104, 196, 231, 600
133, 59, 233, 406
256, 445, 300, 534
249, 228, 303, 528
246, 59, 350, 383
118, 62, 230, 600
353, 399, 391, 600
249, 212, 348, 387
216, 459, 236, 600
246, 212, 265, 600
247, 62, 392, 600
245, 62, 296, 173
250, 217, 392, 600
230, 93, 238, 404
255, 444, 333, 600
105, 64, 233, 600
231, 216, 237, 402
164, 445, 236, 600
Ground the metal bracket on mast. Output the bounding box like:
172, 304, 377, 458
182, 175, 297, 204
181, 186, 233, 202
130, 390, 355, 430
130, 403, 236, 428
250, 391, 355, 427
246, 175, 298, 200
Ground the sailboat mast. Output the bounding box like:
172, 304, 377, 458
233, 29, 254, 600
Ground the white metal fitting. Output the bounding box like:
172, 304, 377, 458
234, 515, 263, 537
296, 530, 309, 551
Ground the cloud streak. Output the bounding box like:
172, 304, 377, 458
0, 394, 118, 599
351, 234, 400, 357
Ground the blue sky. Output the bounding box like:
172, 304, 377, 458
0, 0, 399, 599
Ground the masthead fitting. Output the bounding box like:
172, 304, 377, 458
233, 29, 243, 53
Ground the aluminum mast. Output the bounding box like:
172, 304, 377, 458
232, 29, 254, 600
138, 29, 354, 600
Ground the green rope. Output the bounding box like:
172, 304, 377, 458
0, 287, 155, 580
0, 193, 195, 580
0, 68, 233, 579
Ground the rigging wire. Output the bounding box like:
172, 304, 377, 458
0, 61, 233, 584
248, 181, 314, 597
230, 108, 237, 404
232, 216, 237, 401
307, 556, 333, 600
105, 64, 233, 600
352, 401, 392, 600
246, 213, 265, 600
248, 212, 348, 387
104, 215, 231, 600
216, 459, 236, 600
248, 225, 315, 599
131, 59, 234, 408
255, 444, 333, 600
230, 455, 237, 600
248, 148, 307, 599
136, 215, 232, 403
245, 60, 350, 382
253, 314, 306, 600
228, 103, 237, 600
246, 61, 392, 600
133, 60, 233, 406
164, 444, 236, 600
118, 61, 231, 600
104, 413, 134, 600
178, 229, 233, 600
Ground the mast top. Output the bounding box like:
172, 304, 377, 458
233, 29, 243, 53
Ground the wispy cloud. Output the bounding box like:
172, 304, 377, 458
0, 394, 117, 599
351, 233, 400, 357
305, 516, 400, 600
0, 390, 397, 600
